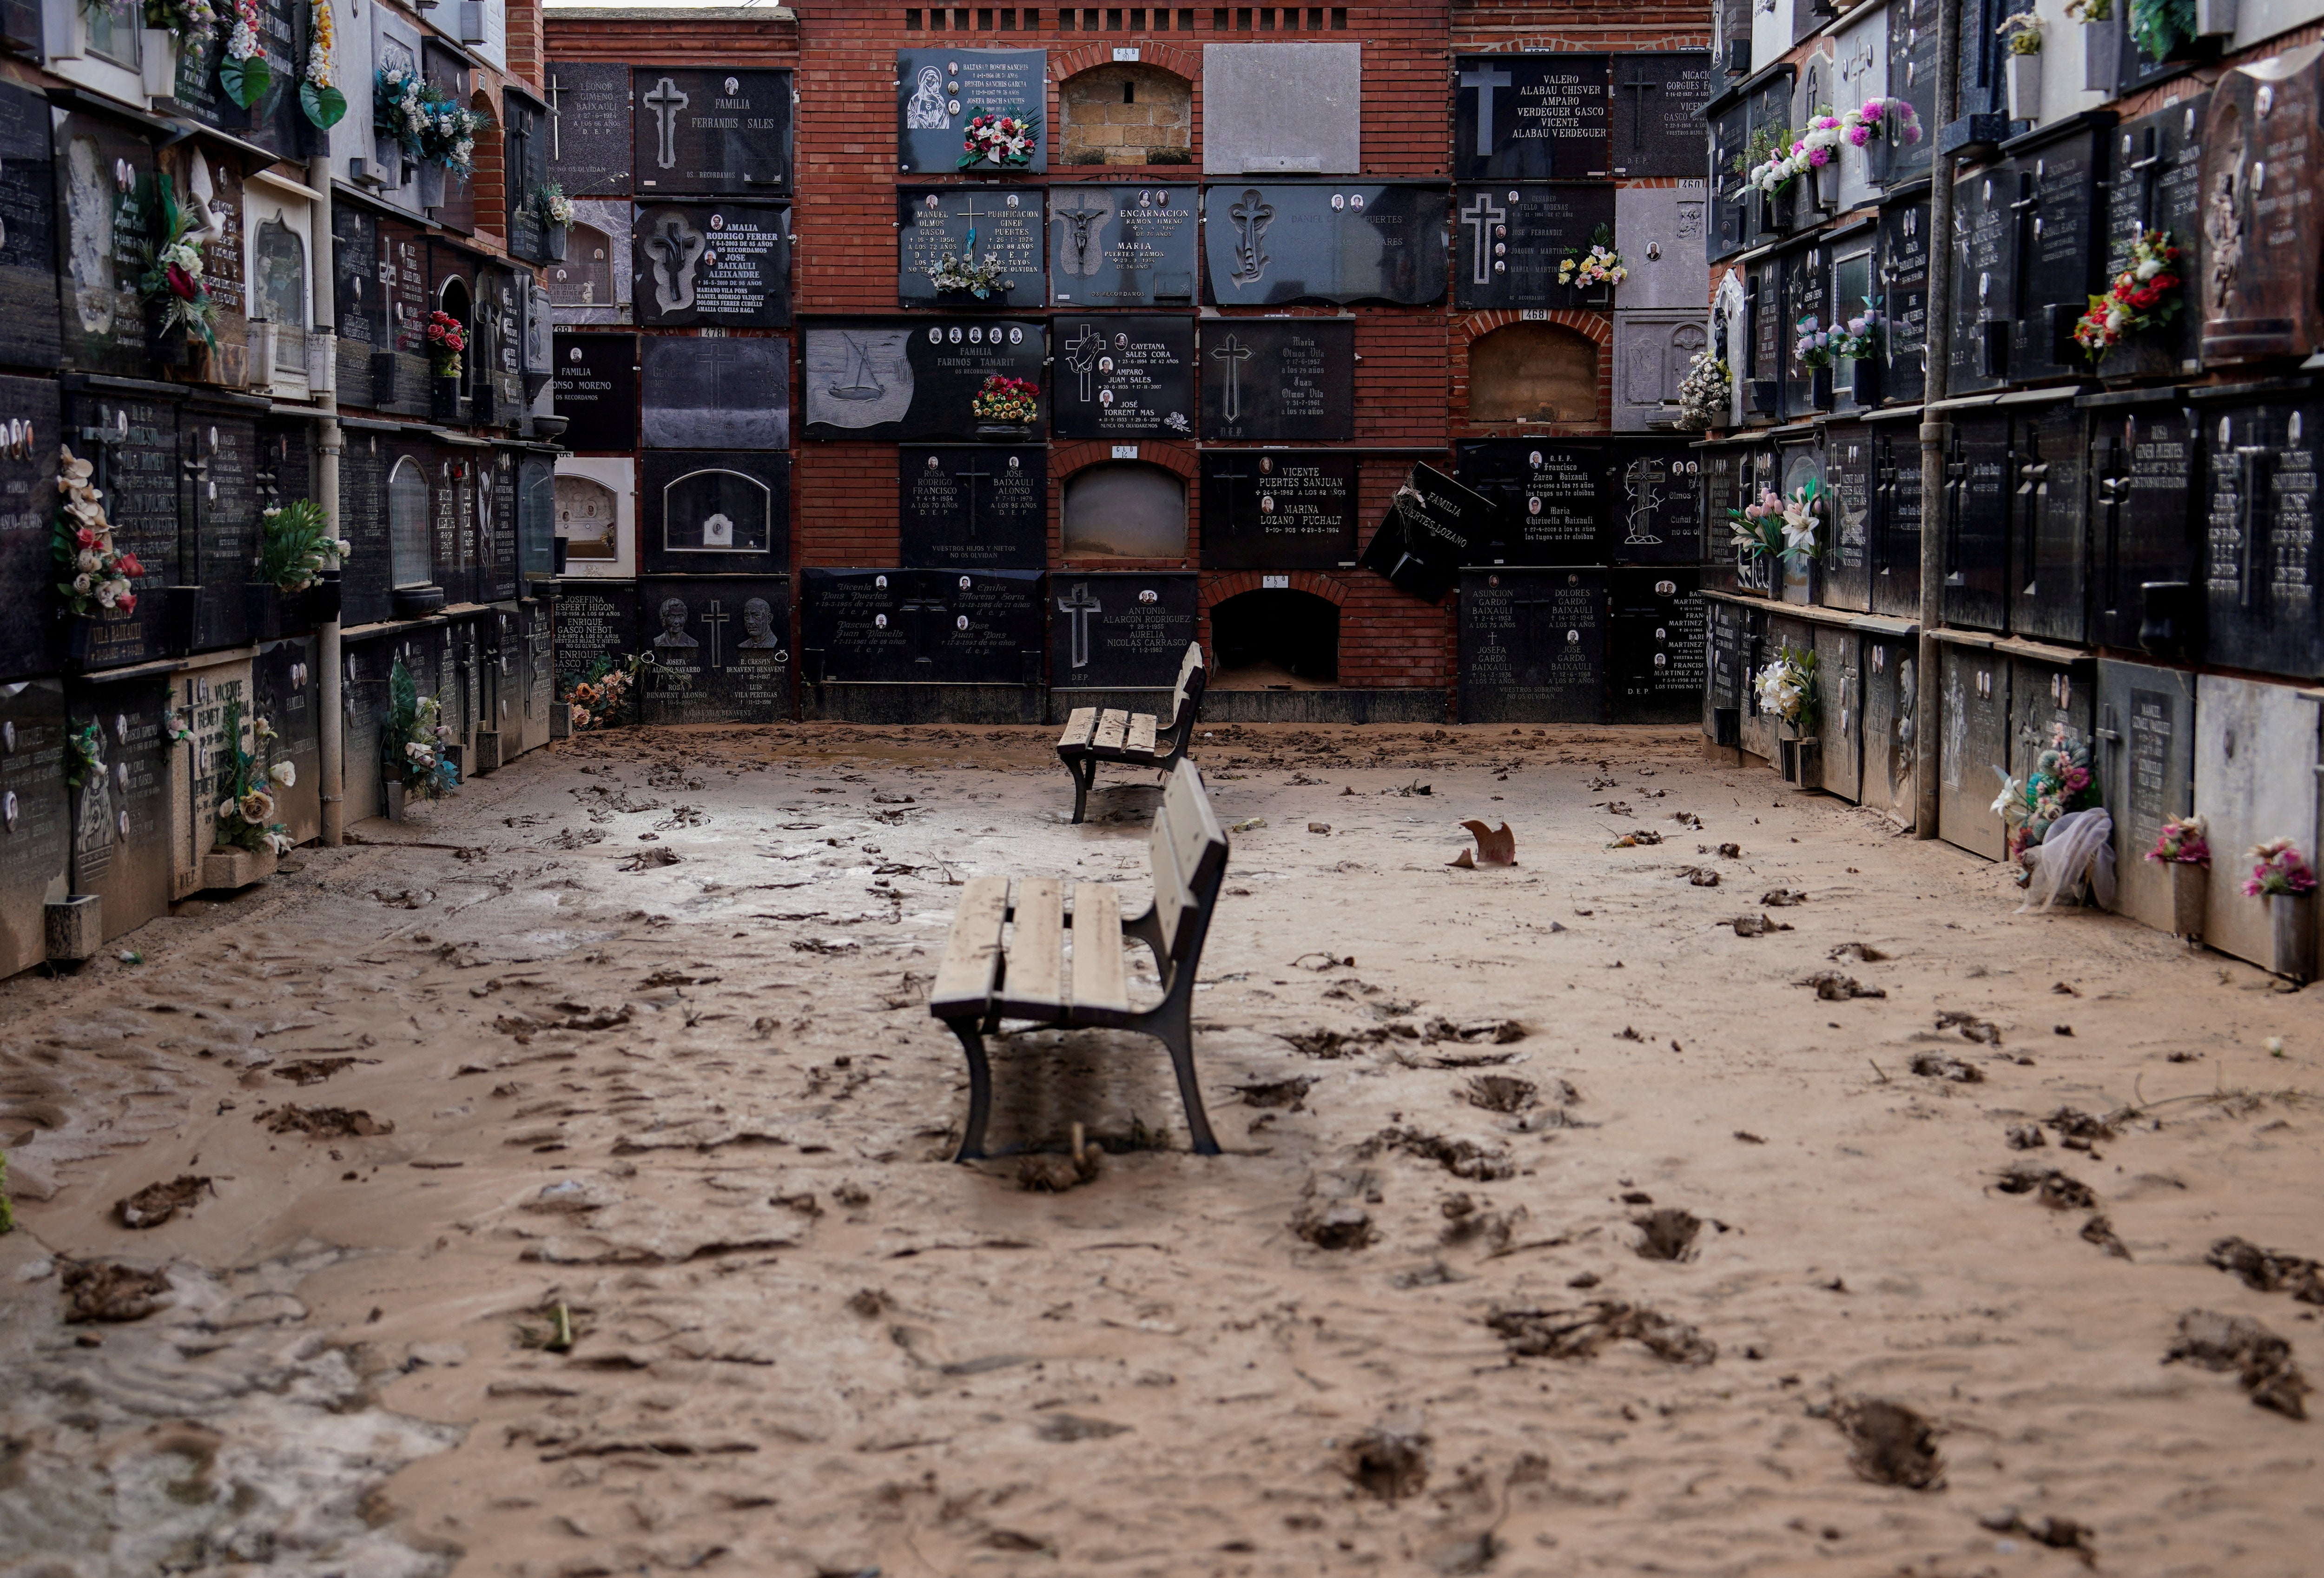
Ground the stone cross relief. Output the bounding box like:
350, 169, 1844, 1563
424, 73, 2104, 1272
1460, 190, 1506, 286
1210, 333, 1254, 423
1064, 321, 1104, 401
647, 212, 707, 313
644, 77, 691, 172
1461, 61, 1512, 158
1228, 189, 1273, 284
1056, 581, 1102, 668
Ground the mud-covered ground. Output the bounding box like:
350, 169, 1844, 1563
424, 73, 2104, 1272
1, 721, 2317, 1578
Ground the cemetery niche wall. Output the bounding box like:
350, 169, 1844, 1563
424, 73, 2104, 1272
1049, 572, 1199, 692
1201, 183, 1449, 307
900, 446, 1047, 570
636, 576, 792, 724
1459, 569, 1610, 723
1200, 452, 1358, 570
804, 319, 1048, 442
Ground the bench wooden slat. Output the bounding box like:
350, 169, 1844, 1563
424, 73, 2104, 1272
1168, 642, 1203, 721
1068, 882, 1129, 1012
1057, 706, 1097, 750
1006, 877, 1066, 1012
930, 876, 1011, 1017
1124, 712, 1158, 755
1149, 809, 1188, 956
1157, 763, 1226, 957
1094, 709, 1130, 751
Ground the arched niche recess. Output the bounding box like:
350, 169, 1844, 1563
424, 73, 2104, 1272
1210, 588, 1338, 688
1060, 64, 1193, 166
1468, 322, 1598, 425
1062, 461, 1187, 559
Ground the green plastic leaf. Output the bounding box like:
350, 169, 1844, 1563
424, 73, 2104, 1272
300, 80, 347, 129
220, 52, 272, 111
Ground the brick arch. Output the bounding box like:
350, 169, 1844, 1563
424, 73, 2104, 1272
1197, 570, 1353, 610
1050, 439, 1198, 481
1051, 43, 1200, 82
1453, 309, 1613, 348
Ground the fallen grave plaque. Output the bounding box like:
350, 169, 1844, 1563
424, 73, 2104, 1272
1050, 184, 1198, 307
1048, 571, 1198, 691
634, 202, 791, 328
0, 677, 66, 976
1459, 568, 1609, 723
803, 318, 1047, 442
633, 68, 792, 198
639, 449, 789, 576
1360, 462, 1497, 600
1610, 567, 1705, 724
1202, 183, 1449, 307
552, 332, 639, 452
1453, 182, 1617, 312
1611, 53, 1715, 179
637, 575, 792, 722
898, 186, 1043, 310
640, 335, 789, 450
900, 445, 1047, 569
1051, 314, 1195, 441
64, 675, 171, 939
1456, 439, 1608, 566
1454, 53, 1611, 180
547, 62, 632, 197
1196, 319, 1353, 443
898, 49, 1048, 175
1200, 451, 1358, 570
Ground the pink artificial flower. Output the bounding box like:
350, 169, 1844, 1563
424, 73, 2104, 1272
1808, 146, 1830, 167
1860, 101, 1884, 121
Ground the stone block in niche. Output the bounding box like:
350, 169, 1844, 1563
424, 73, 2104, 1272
549, 199, 632, 324
1611, 313, 1711, 431
1203, 43, 1361, 176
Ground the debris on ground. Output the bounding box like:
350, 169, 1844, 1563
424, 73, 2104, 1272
1017, 1125, 1104, 1192
1829, 941, 1889, 962
2205, 1238, 2324, 1303
1462, 1074, 1536, 1113
1361, 1126, 1515, 1182
1448, 820, 1516, 868
2080, 1214, 2132, 1259
1676, 865, 1721, 885
2044, 1107, 2120, 1142
1632, 1208, 1702, 1262
1995, 1163, 2096, 1209
1908, 1052, 1984, 1083
1607, 829, 1663, 848
1799, 971, 1887, 1000
1339, 1426, 1429, 1500
1279, 1026, 1392, 1058
2005, 1123, 2047, 1149
1420, 1017, 1527, 1046
257, 1105, 395, 1138
1761, 888, 1807, 906
1826, 1397, 1945, 1489
60, 1261, 172, 1323
1230, 1076, 1317, 1111
617, 845, 683, 871
1980, 1510, 2097, 1563
1935, 1010, 2003, 1044
2164, 1309, 2312, 1418
271, 1056, 369, 1085
1438, 1192, 1527, 1250
1730, 913, 1795, 937
114, 1175, 213, 1229
1485, 1301, 1716, 1366
1293, 1202, 1377, 1250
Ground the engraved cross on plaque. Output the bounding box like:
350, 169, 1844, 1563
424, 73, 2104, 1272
1459, 190, 1505, 286
700, 600, 731, 667
1211, 333, 1254, 423
1462, 61, 1513, 159
1619, 73, 1657, 152
645, 77, 691, 171
1056, 581, 1103, 669
1064, 320, 1104, 402
951, 452, 997, 540
546, 72, 562, 160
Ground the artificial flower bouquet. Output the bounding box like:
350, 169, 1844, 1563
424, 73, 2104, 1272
2242, 839, 2318, 899
959, 109, 1039, 170
1755, 643, 1819, 736
1728, 480, 1823, 563
2074, 231, 2182, 363
2146, 814, 2210, 866
260, 499, 350, 595
213, 698, 297, 857
970, 374, 1039, 424
53, 448, 142, 620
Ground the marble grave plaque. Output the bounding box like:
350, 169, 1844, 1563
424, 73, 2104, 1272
803, 318, 1047, 442
1049, 184, 1197, 307
2010, 121, 2109, 384
0, 83, 56, 370
1454, 54, 1611, 180
1049, 572, 1197, 690
2198, 49, 2324, 362
548, 62, 632, 197
899, 445, 1048, 569
634, 202, 790, 328
637, 575, 791, 723
552, 582, 640, 701
1196, 319, 1353, 443
1611, 53, 1714, 178
1051, 314, 1195, 441
1202, 42, 1360, 177
1202, 183, 1448, 307
2101, 96, 2206, 379
898, 186, 1042, 310
1950, 165, 2014, 394
1942, 410, 2011, 632
0, 679, 67, 977
802, 568, 1043, 686
1870, 418, 1924, 618
1200, 450, 1358, 570
640, 449, 789, 577
1609, 567, 1705, 723
1822, 420, 1875, 611
898, 49, 1049, 174
1883, 0, 1939, 187
1877, 191, 1930, 404
1459, 569, 1610, 723
55, 110, 153, 377
553, 332, 638, 452
1453, 182, 1617, 312
64, 675, 172, 938
2009, 396, 2091, 647
68, 388, 178, 669
0, 375, 59, 680
640, 335, 789, 450
633, 68, 792, 198
1608, 439, 1707, 567
2201, 397, 2324, 679
2088, 398, 2199, 651
1455, 440, 1608, 566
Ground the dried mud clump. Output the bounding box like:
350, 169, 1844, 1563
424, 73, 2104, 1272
1486, 1301, 1716, 1367
1830, 1397, 1945, 1489
1231, 1076, 1317, 1111
2164, 1309, 2312, 1419
60, 1260, 172, 1323
1632, 1208, 1702, 1262
1909, 1052, 1985, 1083
1293, 1203, 1377, 1251
1016, 1147, 1103, 1193
1462, 1074, 1536, 1113
257, 1105, 395, 1138
1361, 1126, 1516, 1182
1996, 1163, 2096, 1210
114, 1175, 213, 1229
2205, 1237, 2324, 1304
1338, 1427, 1430, 1501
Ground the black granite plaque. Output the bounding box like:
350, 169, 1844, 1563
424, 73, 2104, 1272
899, 445, 1047, 569
1877, 190, 1930, 405
1454, 54, 1611, 181
337, 429, 388, 626
554, 582, 640, 703
799, 569, 917, 683
253, 635, 320, 840
639, 449, 788, 578
54, 112, 153, 377
1870, 418, 1923, 619
1610, 567, 1705, 723
330, 204, 376, 406
1459, 569, 1608, 723
1048, 571, 1196, 690
1050, 184, 1198, 307
898, 49, 1048, 175
634, 68, 791, 198
1747, 252, 1785, 397
1612, 53, 1714, 179
548, 62, 632, 198
640, 335, 788, 449
1884, 0, 1939, 187
803, 318, 1048, 443
1455, 439, 1608, 566
1950, 164, 2014, 395
1942, 409, 2010, 632
631, 201, 790, 328
1821, 421, 1874, 612
1781, 237, 1829, 419
0, 678, 68, 975
2089, 398, 2199, 651
2202, 397, 2324, 680
2100, 96, 2205, 380
1360, 462, 1496, 600
636, 575, 791, 722
0, 83, 55, 370
0, 376, 59, 681
926, 569, 1044, 684
1202, 183, 1448, 307
1051, 314, 1195, 441
64, 675, 171, 936
552, 332, 638, 452
1709, 102, 1750, 263
434, 442, 482, 605
1197, 319, 1353, 444
1607, 440, 1706, 568
483, 448, 520, 603
2009, 121, 2111, 385
1706, 596, 1743, 735
505, 94, 554, 264
1201, 451, 1358, 570
898, 186, 1043, 310
66, 387, 178, 669
2010, 397, 2091, 646
184, 408, 257, 651
1452, 182, 1618, 312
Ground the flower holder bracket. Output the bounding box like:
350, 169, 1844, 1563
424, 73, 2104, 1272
1779, 735, 1822, 788
199, 844, 279, 892
43, 894, 101, 964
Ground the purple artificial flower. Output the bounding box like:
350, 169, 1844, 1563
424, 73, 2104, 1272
1808, 146, 1830, 167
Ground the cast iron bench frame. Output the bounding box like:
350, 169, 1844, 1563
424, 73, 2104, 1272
1053, 641, 1207, 825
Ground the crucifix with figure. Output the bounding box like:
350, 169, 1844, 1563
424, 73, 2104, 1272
1459, 190, 1506, 286
1057, 581, 1102, 669
1462, 61, 1512, 160
645, 77, 690, 171
1211, 334, 1254, 424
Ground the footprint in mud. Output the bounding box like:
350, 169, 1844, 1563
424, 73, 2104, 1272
1339, 1426, 1429, 1500
114, 1175, 214, 1229
1632, 1208, 1702, 1262
1826, 1396, 1945, 1489
2165, 1310, 2312, 1419
1462, 1074, 1536, 1113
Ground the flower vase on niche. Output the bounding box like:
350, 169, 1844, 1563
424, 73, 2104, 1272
145, 298, 191, 368
431, 376, 463, 422
2084, 20, 2121, 90
1810, 365, 1835, 410
2172, 861, 2206, 941
2275, 892, 2317, 983
544, 224, 568, 263
418, 163, 447, 210
383, 779, 405, 822
1849, 354, 1881, 407
2006, 52, 2042, 122
141, 30, 179, 99
1810, 159, 1839, 215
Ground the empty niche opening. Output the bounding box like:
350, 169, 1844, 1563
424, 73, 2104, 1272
555, 474, 619, 561
1060, 64, 1193, 165
1209, 588, 1338, 689
1062, 461, 1187, 559
1468, 322, 1598, 425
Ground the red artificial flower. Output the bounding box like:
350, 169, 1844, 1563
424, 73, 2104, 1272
74, 527, 98, 549
117, 552, 143, 577
2130, 284, 2163, 310
2152, 273, 2179, 293
118, 592, 135, 613
166, 264, 198, 300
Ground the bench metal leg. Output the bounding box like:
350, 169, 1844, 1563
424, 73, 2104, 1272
1067, 756, 1097, 824
945, 1016, 995, 1162
1145, 995, 1221, 1157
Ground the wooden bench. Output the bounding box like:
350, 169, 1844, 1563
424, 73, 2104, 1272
1054, 641, 1207, 825
930, 757, 1229, 1161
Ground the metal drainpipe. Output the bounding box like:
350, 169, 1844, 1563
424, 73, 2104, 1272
309, 152, 345, 847
1914, 0, 1962, 839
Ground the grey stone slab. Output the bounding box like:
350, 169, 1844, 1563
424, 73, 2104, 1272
1938, 643, 2009, 861
1202, 43, 1361, 176
1859, 635, 1916, 822
639, 335, 789, 450
2096, 660, 2195, 935
1813, 625, 1863, 801
548, 62, 632, 198
1049, 184, 1198, 308
1612, 184, 1710, 311
1611, 312, 1710, 431
2195, 675, 2322, 971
